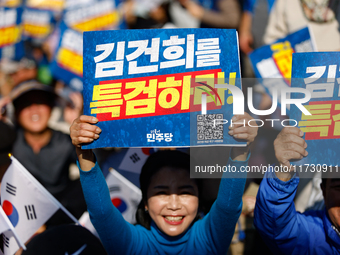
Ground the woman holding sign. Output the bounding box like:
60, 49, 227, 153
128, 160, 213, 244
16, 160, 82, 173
70, 113, 257, 255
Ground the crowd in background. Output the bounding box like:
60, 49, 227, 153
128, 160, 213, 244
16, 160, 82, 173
1, 0, 340, 254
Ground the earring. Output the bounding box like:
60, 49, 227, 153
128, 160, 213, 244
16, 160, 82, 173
144, 208, 148, 212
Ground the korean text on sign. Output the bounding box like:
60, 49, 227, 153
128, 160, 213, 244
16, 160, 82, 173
22, 8, 53, 39
298, 64, 340, 139
0, 7, 21, 48
64, 0, 119, 32
56, 27, 83, 76
93, 34, 221, 78
90, 69, 233, 121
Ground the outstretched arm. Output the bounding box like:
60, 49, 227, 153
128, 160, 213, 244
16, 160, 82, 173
254, 127, 313, 255
239, 11, 254, 54
193, 113, 257, 254
70, 115, 100, 171
70, 115, 137, 254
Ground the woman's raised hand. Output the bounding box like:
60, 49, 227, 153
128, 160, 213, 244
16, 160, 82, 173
229, 113, 258, 161
273, 126, 308, 181
70, 115, 101, 148
70, 115, 101, 171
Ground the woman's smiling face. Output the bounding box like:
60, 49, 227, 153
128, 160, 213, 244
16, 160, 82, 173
145, 166, 199, 237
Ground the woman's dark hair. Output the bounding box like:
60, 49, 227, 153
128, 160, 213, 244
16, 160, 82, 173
136, 150, 203, 229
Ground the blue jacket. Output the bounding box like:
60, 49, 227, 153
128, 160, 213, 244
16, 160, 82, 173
78, 156, 248, 255
254, 170, 340, 254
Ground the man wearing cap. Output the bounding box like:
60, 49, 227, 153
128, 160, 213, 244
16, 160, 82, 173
254, 127, 340, 254
9, 80, 86, 224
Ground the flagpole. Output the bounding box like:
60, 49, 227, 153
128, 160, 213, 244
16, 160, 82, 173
108, 168, 142, 195
58, 205, 81, 225
10, 156, 81, 225
0, 207, 26, 250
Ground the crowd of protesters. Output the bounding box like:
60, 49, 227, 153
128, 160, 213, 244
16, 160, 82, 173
0, 0, 340, 254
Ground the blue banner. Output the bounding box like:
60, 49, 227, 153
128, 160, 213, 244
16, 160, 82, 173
0, 7, 24, 60
82, 28, 245, 148
25, 0, 64, 13
249, 27, 315, 105
50, 21, 83, 91
290, 52, 340, 166
21, 7, 55, 42
63, 0, 121, 32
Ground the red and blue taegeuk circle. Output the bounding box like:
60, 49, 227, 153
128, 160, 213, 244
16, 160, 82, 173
111, 197, 127, 213
3, 200, 19, 227
141, 148, 155, 156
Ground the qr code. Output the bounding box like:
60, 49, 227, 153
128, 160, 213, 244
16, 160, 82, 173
197, 114, 223, 140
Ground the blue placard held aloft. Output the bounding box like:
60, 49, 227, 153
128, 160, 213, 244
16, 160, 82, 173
50, 22, 83, 91
0, 7, 25, 61
82, 28, 245, 148
249, 27, 315, 105
290, 52, 340, 166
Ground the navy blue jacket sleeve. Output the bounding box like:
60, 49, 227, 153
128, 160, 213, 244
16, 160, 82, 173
254, 170, 316, 254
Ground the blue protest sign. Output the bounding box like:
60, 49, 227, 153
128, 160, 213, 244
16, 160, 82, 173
249, 27, 315, 104
50, 22, 83, 91
63, 0, 120, 32
25, 0, 64, 13
82, 28, 244, 148
22, 7, 55, 42
0, 7, 24, 60
290, 52, 340, 166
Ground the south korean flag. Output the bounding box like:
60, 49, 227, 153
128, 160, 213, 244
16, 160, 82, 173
0, 206, 25, 252
1, 156, 69, 255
